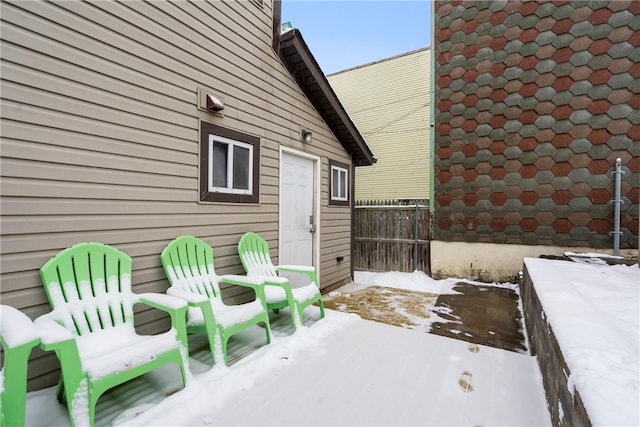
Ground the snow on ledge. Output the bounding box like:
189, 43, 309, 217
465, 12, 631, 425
523, 257, 639, 426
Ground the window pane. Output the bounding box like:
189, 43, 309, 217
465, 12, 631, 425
233, 145, 250, 190
212, 142, 228, 188
339, 170, 347, 198
332, 168, 340, 198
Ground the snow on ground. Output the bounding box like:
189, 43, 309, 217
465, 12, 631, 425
23, 270, 553, 427
349, 270, 518, 295
524, 257, 639, 427
16, 260, 638, 426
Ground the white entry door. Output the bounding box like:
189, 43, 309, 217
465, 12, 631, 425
280, 152, 316, 285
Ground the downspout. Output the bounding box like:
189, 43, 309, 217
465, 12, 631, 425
272, 0, 282, 53
428, 1, 436, 275
610, 158, 624, 256
350, 162, 356, 280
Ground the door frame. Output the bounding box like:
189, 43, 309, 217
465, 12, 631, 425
279, 147, 321, 277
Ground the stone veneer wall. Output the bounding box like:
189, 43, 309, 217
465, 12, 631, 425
521, 264, 591, 426
434, 1, 639, 249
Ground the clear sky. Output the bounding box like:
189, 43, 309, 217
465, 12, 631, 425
281, 0, 431, 75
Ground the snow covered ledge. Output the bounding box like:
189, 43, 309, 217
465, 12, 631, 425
521, 257, 639, 427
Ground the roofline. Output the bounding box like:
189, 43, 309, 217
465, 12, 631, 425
277, 29, 375, 166
327, 46, 431, 77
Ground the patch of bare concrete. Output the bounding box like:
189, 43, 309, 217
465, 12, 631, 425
429, 283, 527, 353
323, 282, 527, 353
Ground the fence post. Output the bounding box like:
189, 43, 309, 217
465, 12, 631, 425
414, 202, 419, 271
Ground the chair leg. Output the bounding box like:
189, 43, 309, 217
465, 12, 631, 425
206, 327, 219, 366
178, 348, 189, 387
290, 301, 302, 330
263, 318, 272, 344
317, 296, 325, 318
56, 380, 66, 403
64, 378, 90, 427
1, 344, 34, 427
300, 302, 308, 327
210, 329, 225, 366
221, 333, 230, 366
88, 391, 99, 427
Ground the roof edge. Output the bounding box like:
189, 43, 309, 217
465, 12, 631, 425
327, 46, 431, 77
278, 29, 375, 167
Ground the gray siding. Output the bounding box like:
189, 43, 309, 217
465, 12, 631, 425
1, 0, 353, 390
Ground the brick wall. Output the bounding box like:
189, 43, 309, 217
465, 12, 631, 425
434, 1, 639, 249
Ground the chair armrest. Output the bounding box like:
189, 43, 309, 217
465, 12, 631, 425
166, 288, 209, 305
218, 275, 268, 308
136, 293, 189, 350
219, 274, 265, 289
276, 265, 316, 273
252, 274, 289, 285
275, 265, 318, 284
33, 314, 75, 349
1, 305, 40, 349
137, 293, 188, 311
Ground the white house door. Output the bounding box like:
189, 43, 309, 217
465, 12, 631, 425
280, 152, 315, 285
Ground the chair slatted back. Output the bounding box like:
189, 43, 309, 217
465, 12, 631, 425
161, 236, 220, 299
39, 242, 134, 336
237, 232, 278, 278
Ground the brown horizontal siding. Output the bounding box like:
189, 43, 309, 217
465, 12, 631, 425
0, 0, 356, 391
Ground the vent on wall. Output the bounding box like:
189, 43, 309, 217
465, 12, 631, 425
197, 88, 224, 117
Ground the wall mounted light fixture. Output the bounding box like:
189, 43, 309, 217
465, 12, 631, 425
300, 128, 312, 144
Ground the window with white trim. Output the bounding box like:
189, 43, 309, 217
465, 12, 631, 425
209, 135, 253, 194
329, 160, 349, 206
200, 121, 259, 203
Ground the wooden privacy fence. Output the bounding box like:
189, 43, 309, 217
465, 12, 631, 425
353, 199, 430, 273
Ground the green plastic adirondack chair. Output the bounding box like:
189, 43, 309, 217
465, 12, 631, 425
161, 236, 271, 366
0, 305, 40, 427
237, 232, 325, 330
34, 242, 189, 427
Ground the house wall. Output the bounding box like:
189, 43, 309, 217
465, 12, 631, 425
433, 1, 639, 279
328, 48, 432, 201
0, 0, 353, 390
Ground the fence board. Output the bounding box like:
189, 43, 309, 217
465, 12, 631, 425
353, 199, 430, 273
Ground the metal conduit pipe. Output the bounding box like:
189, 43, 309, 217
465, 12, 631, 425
610, 158, 624, 256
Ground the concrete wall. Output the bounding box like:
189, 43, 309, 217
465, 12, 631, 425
431, 240, 637, 282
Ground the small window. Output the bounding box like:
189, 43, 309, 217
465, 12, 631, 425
209, 136, 252, 194
329, 160, 350, 206
200, 121, 259, 203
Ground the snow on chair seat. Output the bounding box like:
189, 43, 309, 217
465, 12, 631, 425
77, 325, 180, 380
161, 236, 271, 366
237, 232, 325, 331
0, 305, 40, 427
36, 242, 190, 427
189, 298, 266, 330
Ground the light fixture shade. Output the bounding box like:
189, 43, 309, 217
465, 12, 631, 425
301, 128, 312, 144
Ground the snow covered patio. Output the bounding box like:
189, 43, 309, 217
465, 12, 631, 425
25, 311, 551, 426
21, 260, 639, 426
23, 271, 554, 427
